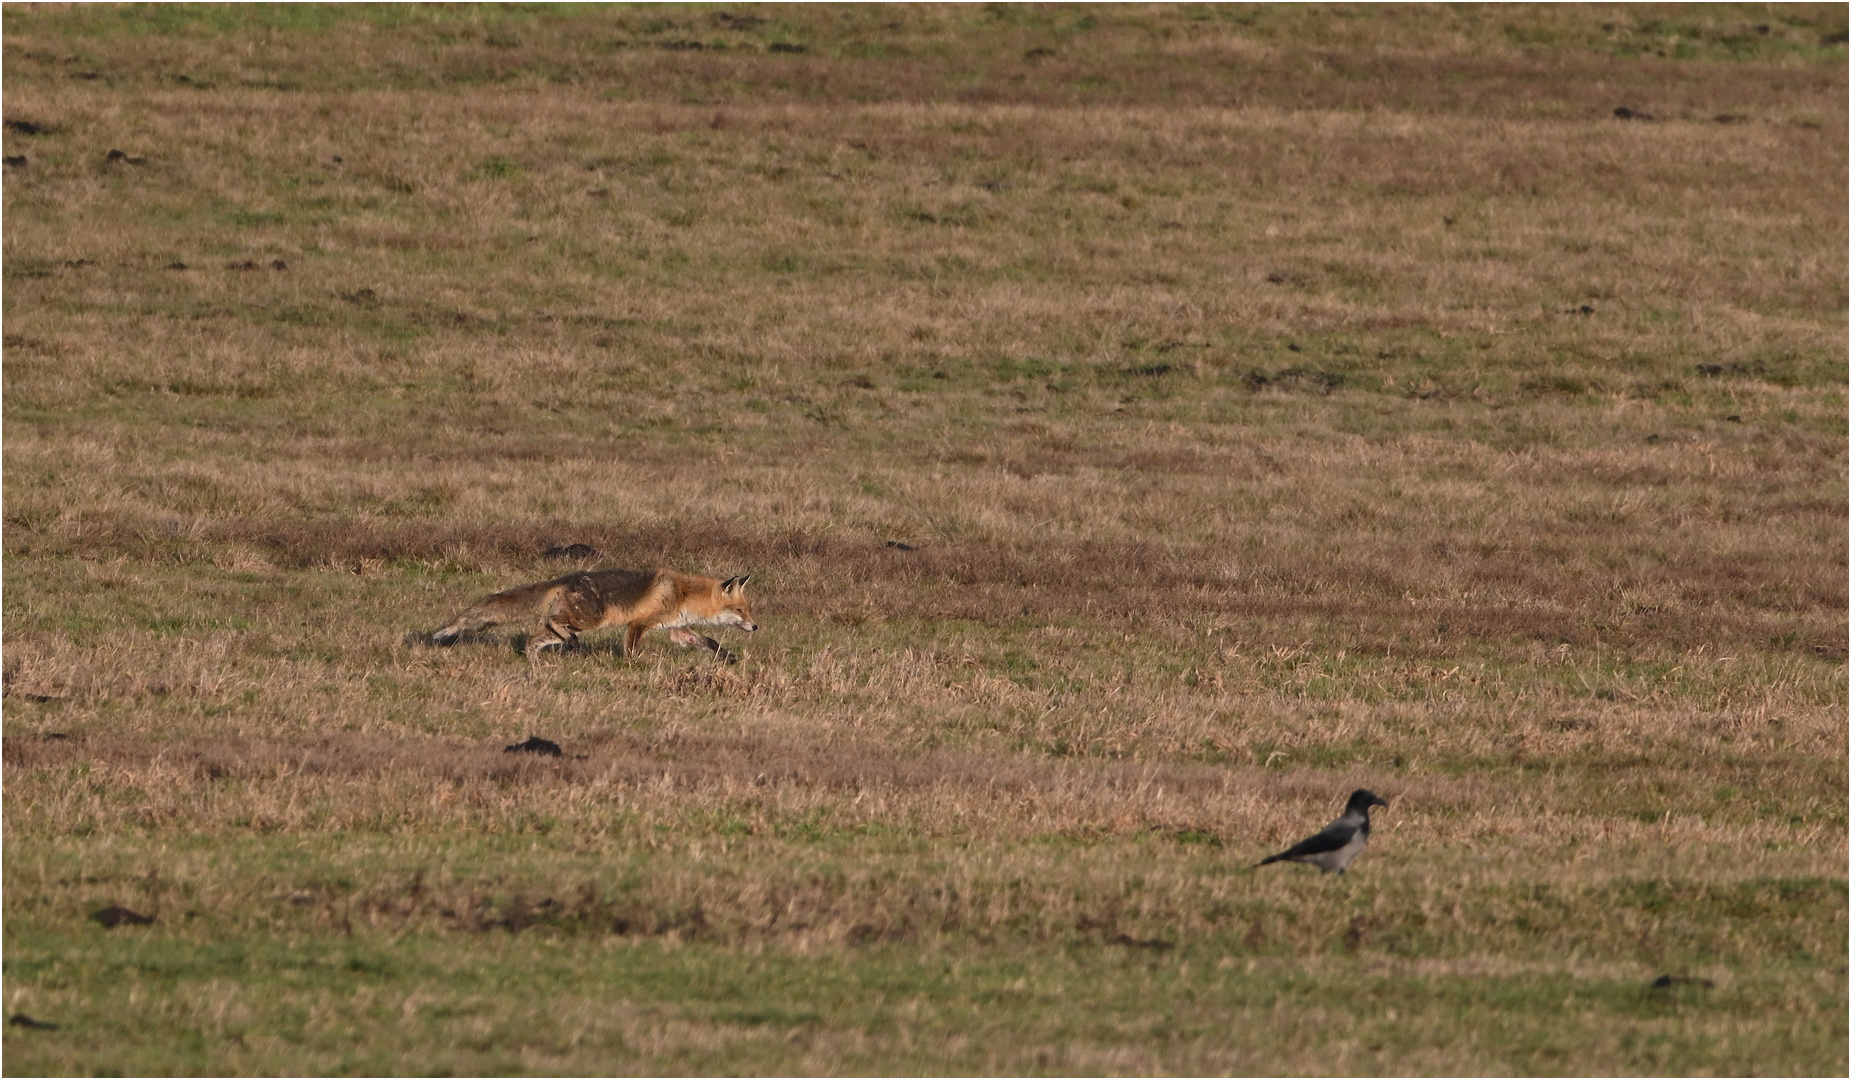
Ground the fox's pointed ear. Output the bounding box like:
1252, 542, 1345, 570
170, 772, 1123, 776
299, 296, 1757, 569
722, 575, 750, 594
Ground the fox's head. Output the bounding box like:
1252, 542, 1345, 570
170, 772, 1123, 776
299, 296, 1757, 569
717, 575, 758, 632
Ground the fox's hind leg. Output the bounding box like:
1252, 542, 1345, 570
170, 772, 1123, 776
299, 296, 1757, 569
523, 586, 585, 662
432, 608, 487, 645
524, 619, 576, 661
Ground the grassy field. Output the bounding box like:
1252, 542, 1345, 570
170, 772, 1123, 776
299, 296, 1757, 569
3, 3, 1846, 1074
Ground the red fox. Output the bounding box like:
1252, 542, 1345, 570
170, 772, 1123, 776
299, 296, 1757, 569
432, 568, 757, 662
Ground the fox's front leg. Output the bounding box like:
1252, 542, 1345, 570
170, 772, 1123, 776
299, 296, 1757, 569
665, 628, 721, 653
666, 628, 732, 662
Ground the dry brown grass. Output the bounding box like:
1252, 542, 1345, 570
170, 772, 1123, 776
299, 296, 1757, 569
3, 4, 1846, 1075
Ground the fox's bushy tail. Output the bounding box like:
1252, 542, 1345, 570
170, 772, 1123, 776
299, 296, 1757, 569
431, 582, 560, 644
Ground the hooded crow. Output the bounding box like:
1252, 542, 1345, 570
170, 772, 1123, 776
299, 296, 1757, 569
1256, 789, 1389, 874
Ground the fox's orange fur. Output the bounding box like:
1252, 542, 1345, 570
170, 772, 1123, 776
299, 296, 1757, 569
432, 568, 757, 662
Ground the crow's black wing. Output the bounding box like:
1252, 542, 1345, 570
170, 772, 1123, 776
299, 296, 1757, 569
1256, 819, 1358, 865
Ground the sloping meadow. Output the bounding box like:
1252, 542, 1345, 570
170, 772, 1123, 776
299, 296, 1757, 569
3, 5, 1846, 1075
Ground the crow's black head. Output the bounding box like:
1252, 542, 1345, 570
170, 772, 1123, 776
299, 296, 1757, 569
1346, 789, 1389, 814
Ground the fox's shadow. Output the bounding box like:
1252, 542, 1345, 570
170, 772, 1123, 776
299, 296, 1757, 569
406, 629, 738, 664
